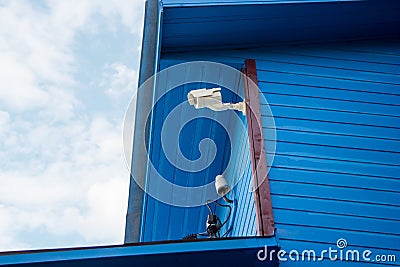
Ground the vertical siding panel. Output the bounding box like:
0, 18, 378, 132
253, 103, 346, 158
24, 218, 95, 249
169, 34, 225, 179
232, 127, 248, 235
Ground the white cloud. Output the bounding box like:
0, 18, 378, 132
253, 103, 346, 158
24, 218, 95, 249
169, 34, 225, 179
0, 111, 10, 130
0, 53, 50, 111
0, 116, 131, 250
0, 1, 74, 113
0, 205, 31, 250
103, 63, 138, 97
0, 0, 144, 251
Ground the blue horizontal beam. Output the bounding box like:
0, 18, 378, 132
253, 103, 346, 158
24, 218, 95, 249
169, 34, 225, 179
0, 237, 278, 267
161, 1, 400, 52
162, 0, 357, 8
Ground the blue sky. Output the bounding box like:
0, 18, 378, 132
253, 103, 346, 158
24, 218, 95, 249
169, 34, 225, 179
0, 0, 144, 251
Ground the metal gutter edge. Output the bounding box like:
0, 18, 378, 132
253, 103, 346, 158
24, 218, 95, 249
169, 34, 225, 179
125, 0, 161, 244
162, 0, 361, 8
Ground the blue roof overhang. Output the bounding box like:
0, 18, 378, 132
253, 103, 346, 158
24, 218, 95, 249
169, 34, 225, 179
0, 237, 279, 267
161, 0, 400, 53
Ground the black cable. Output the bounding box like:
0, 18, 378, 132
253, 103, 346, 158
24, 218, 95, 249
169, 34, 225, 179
215, 201, 231, 229
213, 201, 231, 209
221, 228, 232, 238
205, 201, 214, 215
185, 199, 234, 240
223, 196, 233, 203
206, 199, 232, 229
221, 199, 238, 238
217, 217, 222, 227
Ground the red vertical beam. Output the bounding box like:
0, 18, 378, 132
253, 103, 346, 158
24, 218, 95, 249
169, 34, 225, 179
243, 59, 275, 236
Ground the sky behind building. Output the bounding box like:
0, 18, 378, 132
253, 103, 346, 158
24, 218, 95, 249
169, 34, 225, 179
0, 0, 145, 251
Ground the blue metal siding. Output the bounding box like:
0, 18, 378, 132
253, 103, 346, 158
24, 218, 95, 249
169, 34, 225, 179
216, 104, 258, 237
140, 59, 257, 241
258, 41, 400, 265
142, 71, 220, 241
160, 39, 400, 264
146, 59, 258, 239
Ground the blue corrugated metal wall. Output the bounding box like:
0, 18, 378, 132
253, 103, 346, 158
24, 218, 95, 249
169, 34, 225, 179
257, 41, 400, 265
142, 61, 225, 241
141, 60, 258, 241
225, 127, 258, 237
215, 98, 258, 238
161, 39, 400, 264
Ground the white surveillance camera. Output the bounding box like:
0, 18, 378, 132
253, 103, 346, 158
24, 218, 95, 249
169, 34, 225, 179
187, 88, 246, 115
187, 87, 222, 109
215, 174, 230, 196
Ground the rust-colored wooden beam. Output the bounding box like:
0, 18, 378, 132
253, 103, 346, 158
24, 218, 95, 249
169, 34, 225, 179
243, 59, 275, 236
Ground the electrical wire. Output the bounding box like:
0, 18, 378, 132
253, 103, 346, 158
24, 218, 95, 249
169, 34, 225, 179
221, 199, 238, 238
221, 228, 232, 238
223, 196, 233, 203
218, 203, 231, 229
184, 198, 234, 240
206, 199, 232, 229
205, 201, 214, 215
